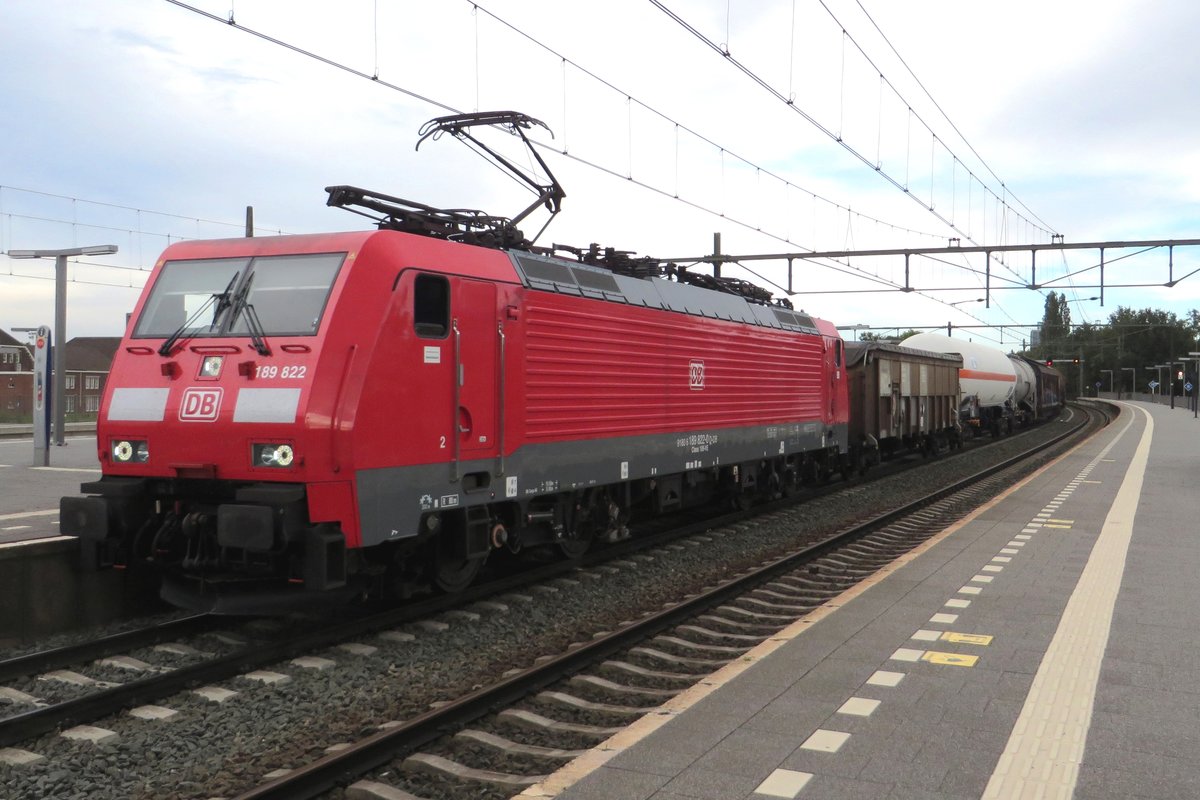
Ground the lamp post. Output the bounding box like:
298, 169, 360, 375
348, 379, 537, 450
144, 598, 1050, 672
7, 245, 118, 446
837, 324, 869, 341
1148, 365, 1165, 402
945, 299, 984, 336
1185, 352, 1200, 417
1121, 367, 1135, 399
1168, 361, 1187, 410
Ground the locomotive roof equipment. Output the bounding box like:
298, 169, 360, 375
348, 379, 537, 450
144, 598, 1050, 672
326, 110, 564, 250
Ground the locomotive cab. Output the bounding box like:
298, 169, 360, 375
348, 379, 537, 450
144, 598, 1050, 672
61, 235, 366, 612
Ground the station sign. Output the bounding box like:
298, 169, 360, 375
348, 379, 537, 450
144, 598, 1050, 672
32, 325, 51, 465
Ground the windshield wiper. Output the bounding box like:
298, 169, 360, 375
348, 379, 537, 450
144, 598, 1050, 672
158, 272, 240, 357
229, 272, 271, 356
210, 271, 241, 327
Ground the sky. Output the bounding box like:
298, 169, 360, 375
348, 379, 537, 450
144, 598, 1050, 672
2, 0, 1199, 353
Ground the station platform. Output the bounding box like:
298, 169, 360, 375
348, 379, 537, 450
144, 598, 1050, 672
529, 400, 1198, 800
0, 433, 98, 544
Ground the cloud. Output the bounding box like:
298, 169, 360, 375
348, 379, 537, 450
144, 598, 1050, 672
4, 0, 1200, 344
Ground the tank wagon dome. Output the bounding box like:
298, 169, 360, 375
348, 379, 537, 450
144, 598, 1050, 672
899, 332, 1017, 407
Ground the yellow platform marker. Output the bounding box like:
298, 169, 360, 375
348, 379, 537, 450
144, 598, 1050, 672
941, 632, 993, 646
921, 651, 979, 667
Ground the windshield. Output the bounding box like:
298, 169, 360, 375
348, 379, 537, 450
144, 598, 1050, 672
133, 259, 247, 338
134, 253, 344, 339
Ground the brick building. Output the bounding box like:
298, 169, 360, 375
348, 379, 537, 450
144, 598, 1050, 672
0, 329, 33, 423
0, 330, 120, 423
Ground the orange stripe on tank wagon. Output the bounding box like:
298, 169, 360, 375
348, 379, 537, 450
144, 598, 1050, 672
959, 369, 1017, 382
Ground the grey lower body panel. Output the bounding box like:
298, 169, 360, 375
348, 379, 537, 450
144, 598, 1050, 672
356, 421, 849, 547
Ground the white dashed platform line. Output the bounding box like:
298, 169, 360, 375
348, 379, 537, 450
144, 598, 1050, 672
983, 405, 1150, 800
0, 509, 57, 522
754, 768, 813, 798
30, 467, 100, 473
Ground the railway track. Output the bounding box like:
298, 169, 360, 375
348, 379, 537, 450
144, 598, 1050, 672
226, 402, 1109, 800
0, 404, 1107, 798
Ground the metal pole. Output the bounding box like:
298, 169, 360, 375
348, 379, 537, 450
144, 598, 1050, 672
54, 254, 68, 446
1189, 353, 1200, 418
713, 232, 722, 280
7, 245, 117, 451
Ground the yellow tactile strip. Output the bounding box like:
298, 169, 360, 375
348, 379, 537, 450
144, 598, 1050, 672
519, 415, 1107, 799
983, 404, 1151, 799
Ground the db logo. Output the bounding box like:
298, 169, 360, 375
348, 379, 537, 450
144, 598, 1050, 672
689, 359, 705, 390
180, 387, 223, 421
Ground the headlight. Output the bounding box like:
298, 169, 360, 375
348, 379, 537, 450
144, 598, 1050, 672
199, 356, 224, 378
112, 439, 149, 464
253, 443, 295, 468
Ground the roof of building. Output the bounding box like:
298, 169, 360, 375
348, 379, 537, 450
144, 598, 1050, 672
0, 329, 34, 371
65, 337, 121, 372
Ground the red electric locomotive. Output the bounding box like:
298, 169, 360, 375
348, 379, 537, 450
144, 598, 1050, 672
60, 113, 851, 612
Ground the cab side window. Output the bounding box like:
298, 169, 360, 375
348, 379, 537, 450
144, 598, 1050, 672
835, 339, 843, 368
413, 274, 449, 338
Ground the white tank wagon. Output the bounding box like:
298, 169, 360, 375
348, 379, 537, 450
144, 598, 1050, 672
899, 332, 1021, 435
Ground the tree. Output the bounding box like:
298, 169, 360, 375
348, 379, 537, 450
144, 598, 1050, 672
1038, 292, 1070, 360
859, 329, 922, 343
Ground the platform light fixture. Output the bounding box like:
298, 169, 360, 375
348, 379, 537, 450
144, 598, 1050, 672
7, 245, 119, 446
1183, 352, 1200, 417
1121, 367, 1135, 397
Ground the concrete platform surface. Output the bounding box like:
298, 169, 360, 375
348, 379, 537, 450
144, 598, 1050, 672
0, 434, 99, 542
528, 401, 1199, 800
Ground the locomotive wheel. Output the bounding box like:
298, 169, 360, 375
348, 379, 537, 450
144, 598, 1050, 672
558, 535, 591, 560
433, 553, 486, 593
559, 489, 600, 558
780, 467, 799, 497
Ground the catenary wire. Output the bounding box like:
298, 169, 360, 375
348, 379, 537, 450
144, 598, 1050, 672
158, 0, 999, 327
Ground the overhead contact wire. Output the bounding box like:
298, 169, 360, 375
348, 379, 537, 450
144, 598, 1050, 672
849, 0, 1056, 234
